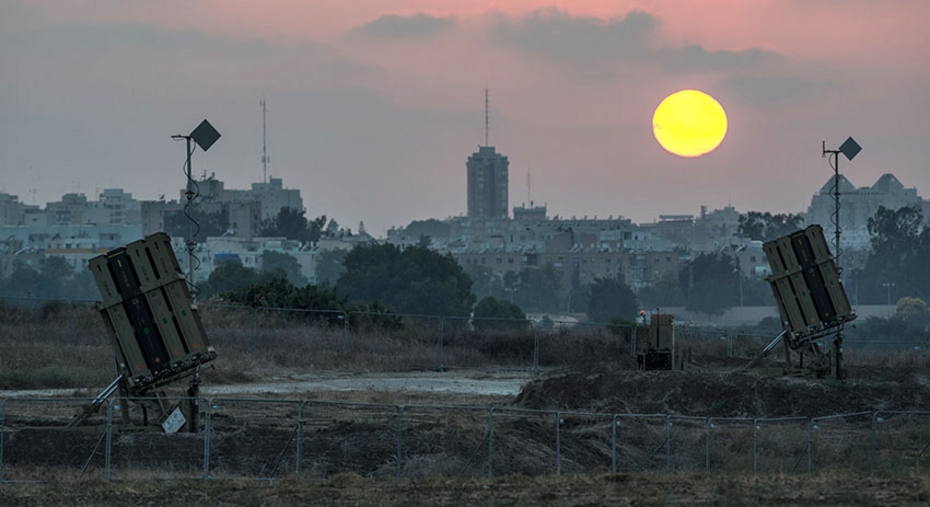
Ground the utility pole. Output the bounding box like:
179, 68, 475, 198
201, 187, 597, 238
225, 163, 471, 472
261, 99, 269, 183
822, 136, 861, 380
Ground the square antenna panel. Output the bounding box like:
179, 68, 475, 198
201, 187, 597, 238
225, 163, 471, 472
190, 119, 221, 152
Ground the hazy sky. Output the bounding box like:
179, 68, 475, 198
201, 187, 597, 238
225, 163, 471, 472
3, 1, 930, 236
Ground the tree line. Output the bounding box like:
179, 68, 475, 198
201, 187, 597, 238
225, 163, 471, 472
4, 205, 929, 326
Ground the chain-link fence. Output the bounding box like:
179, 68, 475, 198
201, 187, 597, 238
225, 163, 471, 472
4, 396, 930, 482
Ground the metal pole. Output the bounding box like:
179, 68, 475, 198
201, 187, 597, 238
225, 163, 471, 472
555, 412, 562, 475
612, 415, 620, 472
532, 321, 539, 374
251, 307, 258, 352
203, 398, 213, 479
807, 419, 814, 473
105, 401, 113, 480
343, 311, 350, 353
869, 412, 877, 475
185, 136, 196, 290
705, 418, 712, 472
751, 419, 758, 473
665, 415, 671, 473
296, 401, 306, 477
0, 399, 5, 482
396, 406, 405, 480
435, 318, 445, 372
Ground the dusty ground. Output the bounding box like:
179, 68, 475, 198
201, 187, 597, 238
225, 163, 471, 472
516, 365, 930, 417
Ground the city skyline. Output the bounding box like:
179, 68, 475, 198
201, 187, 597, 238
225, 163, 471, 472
4, 1, 930, 236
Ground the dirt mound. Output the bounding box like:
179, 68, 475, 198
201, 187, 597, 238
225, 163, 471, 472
515, 367, 930, 417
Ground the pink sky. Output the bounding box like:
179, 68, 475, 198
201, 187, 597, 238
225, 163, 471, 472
4, 1, 930, 235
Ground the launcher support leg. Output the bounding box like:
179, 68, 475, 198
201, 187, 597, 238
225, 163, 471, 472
186, 368, 201, 434
119, 377, 131, 425
833, 330, 846, 380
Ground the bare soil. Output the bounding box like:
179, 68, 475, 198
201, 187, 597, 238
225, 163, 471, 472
515, 366, 930, 417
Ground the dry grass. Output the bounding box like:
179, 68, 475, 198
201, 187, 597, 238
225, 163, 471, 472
1, 303, 927, 391
1, 469, 929, 506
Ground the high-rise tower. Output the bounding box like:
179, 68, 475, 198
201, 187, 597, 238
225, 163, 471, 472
467, 90, 509, 219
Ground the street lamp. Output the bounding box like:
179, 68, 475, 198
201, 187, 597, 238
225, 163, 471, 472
883, 282, 896, 306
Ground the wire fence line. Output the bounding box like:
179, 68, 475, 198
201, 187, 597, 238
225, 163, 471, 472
1, 397, 929, 482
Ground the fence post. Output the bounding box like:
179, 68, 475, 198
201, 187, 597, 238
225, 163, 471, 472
751, 418, 758, 473
67, 300, 74, 342
487, 408, 495, 480
343, 311, 351, 353
807, 418, 814, 473
705, 418, 713, 472
251, 307, 258, 352
396, 406, 405, 480
612, 415, 620, 472
203, 398, 214, 479
532, 321, 540, 374
0, 399, 6, 483
869, 412, 878, 475
555, 411, 562, 475
435, 318, 445, 372
665, 415, 671, 473
296, 401, 307, 477
105, 400, 113, 481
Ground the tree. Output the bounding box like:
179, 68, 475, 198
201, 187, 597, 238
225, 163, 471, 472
260, 208, 326, 243
260, 250, 307, 287
737, 212, 804, 241
39, 255, 73, 299
472, 296, 527, 330
2, 260, 46, 299
164, 209, 228, 242
859, 205, 930, 304
587, 276, 638, 324
513, 264, 564, 313
893, 297, 930, 329
680, 253, 739, 315
637, 273, 685, 308
337, 244, 475, 317
198, 259, 263, 300
315, 248, 348, 286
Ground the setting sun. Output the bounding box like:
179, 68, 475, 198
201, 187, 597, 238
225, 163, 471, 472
652, 90, 728, 158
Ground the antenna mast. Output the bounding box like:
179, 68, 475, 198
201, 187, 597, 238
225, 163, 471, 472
484, 88, 489, 147
261, 99, 269, 183
526, 169, 533, 207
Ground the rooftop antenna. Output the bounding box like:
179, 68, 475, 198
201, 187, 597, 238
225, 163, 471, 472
260, 99, 269, 183
484, 88, 489, 147
526, 169, 533, 207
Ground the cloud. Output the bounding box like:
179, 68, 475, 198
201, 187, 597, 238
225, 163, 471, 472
715, 75, 833, 105
353, 13, 456, 39
2, 22, 279, 58
491, 8, 777, 73
491, 8, 656, 59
